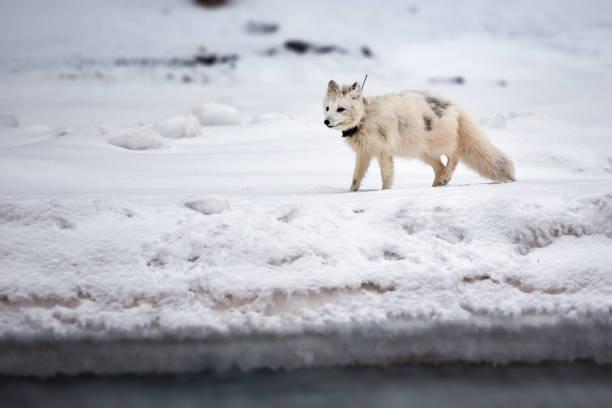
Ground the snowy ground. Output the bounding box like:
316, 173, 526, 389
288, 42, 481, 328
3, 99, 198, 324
1, 0, 612, 376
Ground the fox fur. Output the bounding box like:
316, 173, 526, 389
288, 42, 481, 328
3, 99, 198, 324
323, 80, 515, 191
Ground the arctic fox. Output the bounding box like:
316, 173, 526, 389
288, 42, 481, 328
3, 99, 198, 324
323, 80, 515, 191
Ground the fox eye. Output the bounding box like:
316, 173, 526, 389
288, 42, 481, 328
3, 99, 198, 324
325, 106, 329, 111
337, 107, 345, 112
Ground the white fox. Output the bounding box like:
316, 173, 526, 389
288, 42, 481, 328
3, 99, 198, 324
323, 80, 515, 191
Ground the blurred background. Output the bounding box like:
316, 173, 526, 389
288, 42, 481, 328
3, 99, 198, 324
2, 0, 612, 128
2, 1, 612, 407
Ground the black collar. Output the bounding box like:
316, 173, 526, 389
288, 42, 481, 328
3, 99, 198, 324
342, 125, 359, 138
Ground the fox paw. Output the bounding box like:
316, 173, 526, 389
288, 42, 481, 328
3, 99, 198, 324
433, 177, 450, 187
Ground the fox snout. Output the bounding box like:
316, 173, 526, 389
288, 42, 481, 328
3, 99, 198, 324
324, 118, 340, 128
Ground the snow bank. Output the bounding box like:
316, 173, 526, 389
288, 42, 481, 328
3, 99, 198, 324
108, 131, 163, 150
192, 103, 241, 126
3, 319, 612, 377
156, 115, 202, 139
185, 196, 229, 215
0, 188, 611, 376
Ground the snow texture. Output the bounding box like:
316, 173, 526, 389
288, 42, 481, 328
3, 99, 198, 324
107, 131, 163, 150
185, 196, 229, 215
0, 113, 19, 128
156, 115, 202, 139
0, 0, 612, 376
192, 103, 242, 126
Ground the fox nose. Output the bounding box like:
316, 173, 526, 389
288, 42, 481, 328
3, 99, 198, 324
324, 120, 330, 126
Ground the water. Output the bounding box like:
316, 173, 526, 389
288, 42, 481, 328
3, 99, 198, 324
2, 362, 611, 408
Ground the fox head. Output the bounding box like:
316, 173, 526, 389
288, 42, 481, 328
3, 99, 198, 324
323, 80, 365, 131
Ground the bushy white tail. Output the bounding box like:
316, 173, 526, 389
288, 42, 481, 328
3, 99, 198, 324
457, 109, 515, 182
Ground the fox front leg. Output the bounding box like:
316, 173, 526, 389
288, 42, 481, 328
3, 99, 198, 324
378, 153, 394, 190
350, 153, 372, 192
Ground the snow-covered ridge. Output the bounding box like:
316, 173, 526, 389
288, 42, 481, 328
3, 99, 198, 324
1, 187, 611, 375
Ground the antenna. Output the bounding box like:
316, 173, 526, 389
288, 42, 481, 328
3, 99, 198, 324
361, 74, 368, 92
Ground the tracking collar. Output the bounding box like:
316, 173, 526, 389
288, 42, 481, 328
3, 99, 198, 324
342, 125, 359, 138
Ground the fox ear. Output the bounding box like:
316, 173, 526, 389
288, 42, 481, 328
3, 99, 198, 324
349, 81, 362, 99
327, 80, 339, 95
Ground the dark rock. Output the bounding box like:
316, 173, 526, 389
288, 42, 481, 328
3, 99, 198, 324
264, 47, 278, 56
285, 40, 310, 54
193, 0, 228, 7
195, 54, 218, 65
219, 54, 239, 64
429, 76, 465, 85
245, 21, 279, 34
114, 51, 239, 69
284, 39, 346, 55
361, 45, 373, 58
315, 45, 338, 54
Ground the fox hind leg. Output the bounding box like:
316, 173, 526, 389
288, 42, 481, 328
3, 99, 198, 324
421, 154, 446, 187
436, 152, 459, 186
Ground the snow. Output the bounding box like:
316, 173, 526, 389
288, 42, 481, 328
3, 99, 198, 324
156, 115, 202, 139
185, 196, 229, 215
192, 103, 242, 126
0, 113, 19, 128
107, 131, 163, 150
0, 0, 612, 376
